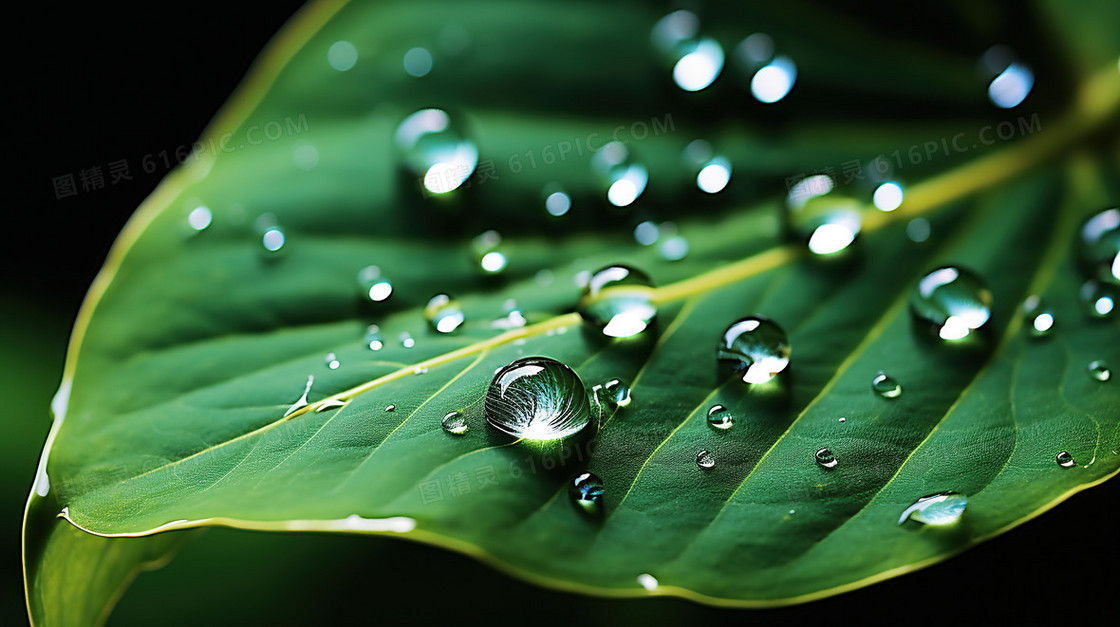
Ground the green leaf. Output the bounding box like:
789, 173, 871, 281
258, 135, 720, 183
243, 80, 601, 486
25, 0, 1120, 620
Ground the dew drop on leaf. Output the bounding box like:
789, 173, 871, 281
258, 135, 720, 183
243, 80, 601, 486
696, 449, 716, 469
1021, 295, 1055, 338
733, 33, 797, 103
786, 174, 861, 255
1079, 280, 1117, 318
1056, 451, 1076, 468
706, 404, 734, 430
364, 324, 384, 351
898, 493, 968, 525
910, 266, 992, 341
425, 293, 465, 334
441, 411, 468, 435
485, 356, 591, 441
324, 353, 340, 370
385, 404, 396, 412
591, 141, 648, 207
1088, 360, 1111, 382
1075, 208, 1119, 285
602, 378, 632, 408
402, 46, 433, 77
543, 183, 572, 217
569, 471, 604, 515
394, 108, 478, 195
187, 206, 212, 231
578, 265, 657, 338
717, 315, 791, 384
357, 266, 393, 303
399, 332, 415, 348
872, 371, 902, 398
815, 448, 838, 469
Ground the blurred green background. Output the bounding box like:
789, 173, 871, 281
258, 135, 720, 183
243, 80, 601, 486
11, 1, 1117, 624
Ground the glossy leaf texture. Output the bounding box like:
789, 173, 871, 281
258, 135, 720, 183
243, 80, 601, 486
25, 0, 1120, 621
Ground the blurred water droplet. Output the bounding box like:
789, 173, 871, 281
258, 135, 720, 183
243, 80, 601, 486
634, 220, 660, 246
906, 218, 932, 243
815, 448, 838, 469
293, 143, 319, 171
543, 184, 572, 217
592, 141, 647, 207
717, 315, 791, 384
872, 371, 902, 398
578, 265, 657, 338
786, 175, 861, 255
1088, 360, 1111, 381
734, 35, 797, 103
696, 449, 716, 469
324, 353, 340, 370
364, 325, 384, 351
425, 294, 465, 333
983, 46, 1033, 109
187, 206, 212, 231
706, 404, 734, 430
911, 266, 992, 341
395, 108, 478, 195
358, 266, 393, 303
472, 230, 508, 274
399, 332, 415, 348
1076, 208, 1119, 284
696, 157, 732, 194
485, 356, 591, 440
441, 411, 468, 435
1080, 280, 1117, 318
403, 46, 433, 77
1056, 451, 1076, 468
672, 38, 724, 92
1021, 295, 1055, 338
872, 182, 905, 212
838, 417, 846, 423
658, 235, 690, 261
569, 471, 604, 514
637, 573, 659, 591
327, 40, 358, 71
385, 404, 396, 412
898, 493, 968, 525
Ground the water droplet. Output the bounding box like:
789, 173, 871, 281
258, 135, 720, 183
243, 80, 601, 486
1088, 360, 1111, 381
472, 230, 508, 274
441, 411, 468, 435
734, 34, 797, 103
696, 158, 732, 194
696, 449, 716, 469
284, 375, 314, 417
327, 40, 358, 72
399, 332, 415, 348
424, 294, 465, 334
402, 46, 433, 77
838, 417, 846, 423
1076, 208, 1119, 284
898, 493, 968, 525
600, 378, 632, 408
906, 218, 931, 243
485, 356, 591, 440
872, 371, 902, 398
358, 266, 393, 303
578, 265, 657, 338
1021, 295, 1055, 338
315, 398, 347, 413
633, 220, 659, 246
324, 353, 340, 370
187, 206, 212, 231
706, 404, 733, 430
569, 471, 604, 514
911, 266, 992, 341
364, 325, 384, 351
1056, 451, 1076, 468
481, 251, 507, 273
385, 404, 396, 412
395, 108, 478, 195
1080, 280, 1117, 318
256, 215, 287, 255
592, 142, 647, 207
543, 184, 572, 217
983, 46, 1033, 109
872, 182, 905, 212
651, 11, 724, 92
786, 175, 860, 255
717, 315, 791, 384
637, 573, 659, 591
293, 143, 319, 171
789, 509, 796, 515
815, 448, 838, 469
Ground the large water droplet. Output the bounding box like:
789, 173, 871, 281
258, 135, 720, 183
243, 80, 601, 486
1056, 451, 1076, 468
395, 108, 478, 195
425, 294, 465, 334
717, 315, 791, 384
898, 493, 968, 525
485, 356, 592, 440
1080, 280, 1117, 318
815, 448, 838, 469
1076, 208, 1119, 284
578, 265, 657, 338
441, 411, 468, 435
569, 471, 604, 514
1088, 360, 1111, 382
872, 371, 902, 398
1021, 295, 1055, 338
592, 142, 647, 207
911, 266, 992, 341
786, 175, 861, 255
358, 266, 393, 303
696, 449, 716, 469
706, 404, 734, 430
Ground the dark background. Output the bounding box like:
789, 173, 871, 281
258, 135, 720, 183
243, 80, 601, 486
8, 2, 1117, 624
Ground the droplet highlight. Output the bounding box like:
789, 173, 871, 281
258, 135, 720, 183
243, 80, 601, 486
578, 265, 657, 338
395, 108, 478, 195
425, 294, 465, 334
872, 371, 902, 398
569, 471, 604, 514
898, 493, 968, 525
696, 449, 716, 469
910, 266, 992, 341
706, 404, 734, 430
717, 315, 791, 384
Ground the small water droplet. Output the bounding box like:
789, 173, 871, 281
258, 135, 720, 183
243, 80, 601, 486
543, 184, 572, 217
734, 34, 797, 103
984, 47, 1034, 109
838, 417, 846, 423
261, 227, 286, 254
1080, 280, 1117, 318
472, 230, 507, 274
1021, 295, 1055, 338
898, 493, 968, 525
1076, 208, 1119, 285
789, 509, 796, 515
872, 182, 905, 212
872, 371, 902, 398
602, 378, 632, 408
815, 448, 838, 469
592, 142, 648, 207
1088, 360, 1111, 381
324, 353, 340, 370
425, 294, 465, 334
403, 46, 433, 77
1056, 451, 1076, 468
717, 315, 791, 384
187, 206, 212, 231
315, 398, 347, 413
358, 266, 393, 303
634, 220, 659, 246
569, 471, 604, 514
658, 235, 690, 261
696, 449, 716, 469
395, 108, 478, 195
911, 266, 992, 341
385, 404, 396, 412
651, 11, 723, 92
413, 366, 429, 374
485, 356, 591, 440
400, 332, 415, 348
327, 40, 358, 72
706, 404, 734, 430
637, 573, 659, 591
441, 411, 468, 435
785, 175, 860, 255
906, 218, 931, 243
364, 325, 384, 351
578, 265, 657, 338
